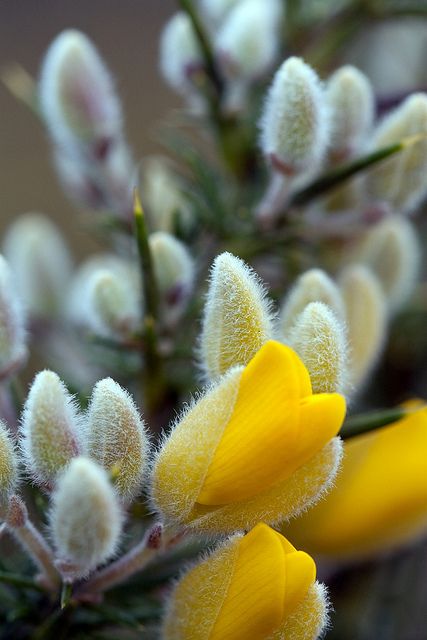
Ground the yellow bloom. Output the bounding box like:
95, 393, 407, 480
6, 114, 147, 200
284, 404, 427, 558
162, 523, 328, 640
151, 340, 345, 533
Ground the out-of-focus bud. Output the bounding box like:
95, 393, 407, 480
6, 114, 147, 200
20, 370, 83, 488
198, 0, 241, 27
0, 255, 27, 379
260, 57, 330, 175
339, 265, 387, 390
326, 65, 374, 159
85, 378, 149, 502
214, 0, 282, 83
149, 232, 195, 327
0, 420, 19, 508
284, 403, 427, 559
50, 457, 123, 578
199, 252, 274, 381
141, 157, 192, 233
357, 216, 421, 313
152, 341, 345, 534
39, 30, 122, 150
159, 12, 204, 102
279, 268, 344, 339
287, 302, 348, 395
162, 522, 328, 640
367, 93, 427, 213
68, 254, 141, 339
3, 212, 73, 317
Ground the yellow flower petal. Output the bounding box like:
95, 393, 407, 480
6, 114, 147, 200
282, 548, 316, 620
198, 342, 343, 505
210, 523, 286, 640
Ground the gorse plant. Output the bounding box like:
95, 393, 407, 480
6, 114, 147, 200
1, 1, 427, 639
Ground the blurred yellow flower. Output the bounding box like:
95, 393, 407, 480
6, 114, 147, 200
284, 403, 427, 558
162, 522, 328, 640
151, 340, 345, 533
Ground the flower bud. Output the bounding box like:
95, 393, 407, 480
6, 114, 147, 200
162, 522, 328, 640
0, 254, 27, 379
50, 457, 123, 577
326, 65, 374, 159
152, 341, 345, 534
339, 265, 387, 390
149, 232, 195, 327
20, 370, 83, 487
357, 216, 421, 313
159, 12, 203, 101
85, 378, 149, 501
68, 254, 141, 338
3, 212, 72, 317
39, 30, 122, 149
141, 157, 192, 233
287, 302, 348, 395
260, 57, 329, 174
162, 523, 327, 640
214, 0, 282, 82
199, 252, 274, 381
367, 93, 427, 213
279, 268, 344, 339
284, 403, 427, 559
0, 420, 19, 506
198, 0, 241, 27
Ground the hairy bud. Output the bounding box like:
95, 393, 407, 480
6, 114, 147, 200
260, 56, 329, 174
0, 255, 27, 379
287, 302, 348, 395
326, 65, 374, 158
86, 378, 149, 501
358, 216, 421, 313
340, 265, 387, 390
199, 252, 274, 381
50, 457, 123, 577
20, 370, 83, 487
3, 213, 72, 317
0, 421, 19, 506
279, 269, 344, 339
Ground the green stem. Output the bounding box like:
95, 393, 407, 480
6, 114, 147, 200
341, 407, 411, 440
60, 582, 73, 609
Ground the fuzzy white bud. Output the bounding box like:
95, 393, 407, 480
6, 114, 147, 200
287, 302, 348, 395
149, 232, 195, 327
0, 255, 27, 379
326, 65, 374, 158
199, 252, 274, 380
357, 216, 421, 313
279, 269, 345, 339
85, 378, 149, 502
39, 30, 122, 150
3, 213, 72, 317
340, 265, 387, 390
50, 457, 123, 577
0, 420, 19, 506
20, 370, 83, 487
260, 56, 330, 174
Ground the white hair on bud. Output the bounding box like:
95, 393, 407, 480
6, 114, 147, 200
3, 213, 73, 318
358, 216, 421, 313
287, 302, 349, 396
0, 420, 19, 504
85, 378, 149, 502
20, 370, 84, 487
0, 254, 27, 378
214, 0, 282, 82
199, 252, 274, 381
260, 56, 330, 174
326, 65, 374, 157
159, 12, 203, 99
39, 29, 122, 147
50, 457, 123, 577
279, 268, 345, 339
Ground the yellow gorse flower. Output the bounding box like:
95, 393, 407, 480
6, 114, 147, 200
162, 522, 328, 640
152, 340, 346, 533
284, 403, 427, 558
